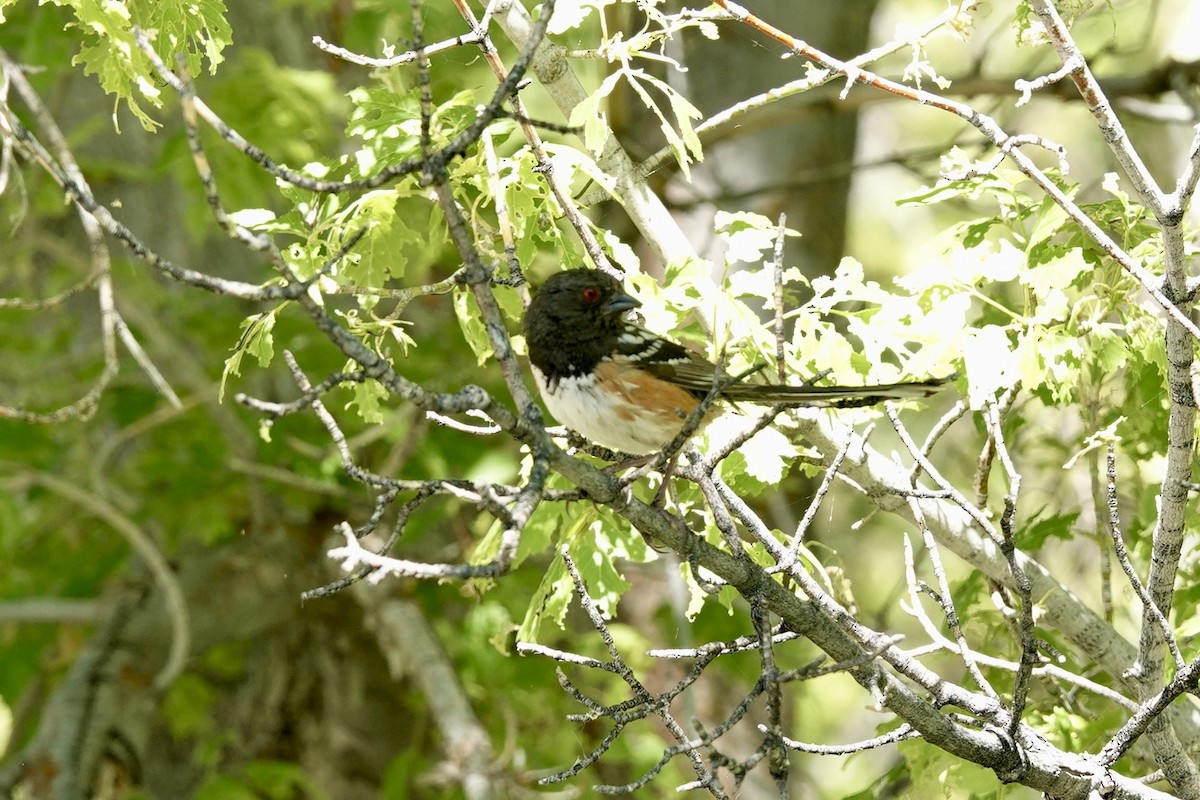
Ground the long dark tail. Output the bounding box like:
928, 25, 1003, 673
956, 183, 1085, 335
718, 376, 954, 407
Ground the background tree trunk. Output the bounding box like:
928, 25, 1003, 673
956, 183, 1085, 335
610, 0, 877, 275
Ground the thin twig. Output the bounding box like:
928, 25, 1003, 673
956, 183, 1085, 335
983, 400, 1036, 740
1103, 444, 1184, 672
773, 725, 917, 754
313, 30, 485, 68
771, 213, 787, 383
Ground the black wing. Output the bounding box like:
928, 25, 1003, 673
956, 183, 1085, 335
612, 326, 724, 400
615, 325, 953, 407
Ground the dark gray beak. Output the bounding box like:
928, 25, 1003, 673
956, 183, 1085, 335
603, 291, 640, 315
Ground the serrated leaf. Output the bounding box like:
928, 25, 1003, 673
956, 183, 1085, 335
601, 227, 641, 274
142, 0, 232, 75
516, 552, 573, 642
1017, 326, 1078, 395
727, 265, 805, 304
540, 142, 619, 199
1020, 249, 1089, 299
219, 309, 278, 401
680, 561, 739, 619
568, 72, 622, 155
589, 506, 648, 562
46, 0, 232, 132
1090, 325, 1129, 375
932, 238, 1022, 287
714, 210, 794, 266
502, 475, 581, 563
452, 289, 492, 365
962, 324, 1015, 409
570, 534, 630, 621
623, 70, 702, 178
343, 189, 408, 287
75, 35, 162, 132
899, 737, 1003, 798
740, 426, 797, 484
347, 87, 478, 173
681, 562, 708, 619
665, 82, 703, 163
1017, 507, 1080, 550
345, 379, 387, 424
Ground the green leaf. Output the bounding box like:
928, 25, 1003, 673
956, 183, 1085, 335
1020, 249, 1089, 302
714, 210, 792, 266
1017, 507, 1080, 550
1027, 192, 1073, 250
339, 189, 416, 287
711, 419, 798, 493
899, 737, 1006, 798
726, 264, 805, 306
622, 69, 703, 178
43, 0, 232, 132
347, 87, 478, 174
539, 141, 619, 202
67, 1, 161, 131
346, 379, 388, 425
517, 551, 574, 642
569, 72, 623, 155
453, 289, 493, 365
514, 484, 567, 561
569, 519, 633, 619
680, 570, 740, 620
141, 0, 232, 75
1089, 324, 1130, 375
1016, 326, 1079, 398
219, 309, 279, 401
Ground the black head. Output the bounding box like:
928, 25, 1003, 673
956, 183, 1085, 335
524, 269, 641, 379
526, 269, 639, 325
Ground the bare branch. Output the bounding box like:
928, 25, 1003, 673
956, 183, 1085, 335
773, 725, 917, 755
982, 400, 1036, 738
1102, 445, 1183, 670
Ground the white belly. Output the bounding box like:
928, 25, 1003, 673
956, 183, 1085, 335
533, 368, 683, 455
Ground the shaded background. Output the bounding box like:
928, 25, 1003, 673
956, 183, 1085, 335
1, 0, 1197, 797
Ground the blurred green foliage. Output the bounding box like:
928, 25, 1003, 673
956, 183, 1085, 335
1, 0, 1197, 798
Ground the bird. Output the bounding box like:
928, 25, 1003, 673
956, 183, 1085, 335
522, 268, 952, 456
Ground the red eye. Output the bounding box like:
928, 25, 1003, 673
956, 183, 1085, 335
581, 286, 601, 303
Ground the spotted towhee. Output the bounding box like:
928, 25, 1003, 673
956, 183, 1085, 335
523, 268, 951, 455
